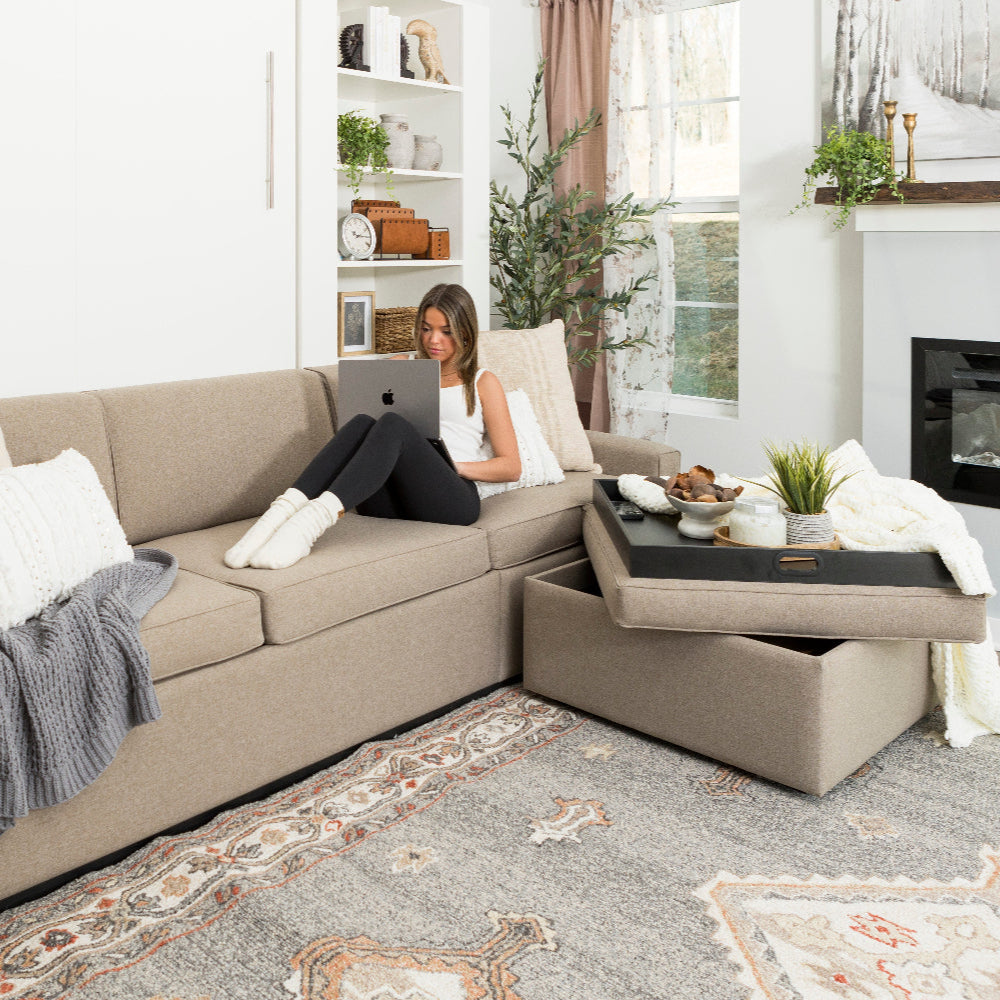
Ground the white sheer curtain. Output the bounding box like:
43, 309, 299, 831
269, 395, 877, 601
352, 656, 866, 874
604, 0, 676, 441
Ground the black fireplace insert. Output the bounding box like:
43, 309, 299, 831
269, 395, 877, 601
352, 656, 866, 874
911, 337, 1000, 509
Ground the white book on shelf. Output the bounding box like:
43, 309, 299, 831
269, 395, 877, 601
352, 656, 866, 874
365, 5, 386, 74
385, 13, 401, 77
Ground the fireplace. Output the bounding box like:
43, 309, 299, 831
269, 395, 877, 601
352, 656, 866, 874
911, 337, 1000, 509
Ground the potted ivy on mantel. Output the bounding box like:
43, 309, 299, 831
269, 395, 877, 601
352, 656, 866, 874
794, 125, 903, 230
337, 110, 394, 203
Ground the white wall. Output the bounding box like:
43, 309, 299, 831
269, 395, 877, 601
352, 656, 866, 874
482, 0, 542, 199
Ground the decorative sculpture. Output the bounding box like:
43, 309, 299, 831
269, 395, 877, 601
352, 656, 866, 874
406, 19, 450, 85
400, 35, 415, 79
339, 24, 368, 72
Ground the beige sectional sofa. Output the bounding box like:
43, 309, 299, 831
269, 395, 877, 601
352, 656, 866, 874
0, 356, 680, 906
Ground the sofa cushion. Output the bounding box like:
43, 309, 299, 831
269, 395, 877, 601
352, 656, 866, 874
0, 449, 133, 630
140, 568, 264, 681
476, 472, 595, 569
97, 369, 335, 545
0, 391, 117, 511
478, 321, 599, 472
151, 513, 491, 644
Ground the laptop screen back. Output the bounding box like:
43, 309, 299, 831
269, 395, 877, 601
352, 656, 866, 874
336, 359, 441, 438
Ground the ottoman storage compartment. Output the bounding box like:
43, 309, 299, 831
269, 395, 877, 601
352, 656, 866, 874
523, 559, 936, 796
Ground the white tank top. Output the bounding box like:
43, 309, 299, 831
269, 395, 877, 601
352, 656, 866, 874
439, 369, 491, 463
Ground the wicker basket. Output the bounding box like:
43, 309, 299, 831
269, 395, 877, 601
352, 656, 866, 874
374, 306, 418, 354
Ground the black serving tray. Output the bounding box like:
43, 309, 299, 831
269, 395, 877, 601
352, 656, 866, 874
593, 478, 959, 588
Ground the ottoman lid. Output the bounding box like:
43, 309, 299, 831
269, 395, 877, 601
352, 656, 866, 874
583, 505, 987, 642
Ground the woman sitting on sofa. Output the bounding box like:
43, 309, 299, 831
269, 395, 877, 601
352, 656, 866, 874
224, 283, 521, 571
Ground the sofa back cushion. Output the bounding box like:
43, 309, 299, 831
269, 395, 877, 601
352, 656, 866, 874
477, 320, 598, 472
98, 369, 335, 544
0, 392, 118, 510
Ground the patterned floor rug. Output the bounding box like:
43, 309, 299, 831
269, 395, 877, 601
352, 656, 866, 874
2, 685, 1000, 999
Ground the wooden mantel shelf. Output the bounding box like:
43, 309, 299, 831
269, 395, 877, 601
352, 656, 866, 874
815, 180, 1000, 205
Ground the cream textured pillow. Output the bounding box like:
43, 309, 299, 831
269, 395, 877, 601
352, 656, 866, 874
478, 320, 600, 472
0, 449, 133, 630
0, 427, 11, 470
478, 389, 566, 499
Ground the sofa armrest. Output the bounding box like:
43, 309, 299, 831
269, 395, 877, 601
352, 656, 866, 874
586, 430, 681, 478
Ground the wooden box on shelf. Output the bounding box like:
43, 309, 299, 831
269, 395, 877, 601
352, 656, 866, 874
414, 228, 450, 260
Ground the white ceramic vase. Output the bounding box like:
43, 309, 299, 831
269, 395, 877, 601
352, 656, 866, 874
413, 134, 442, 171
380, 114, 414, 169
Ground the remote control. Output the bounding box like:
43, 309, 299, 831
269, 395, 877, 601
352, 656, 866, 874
611, 500, 645, 520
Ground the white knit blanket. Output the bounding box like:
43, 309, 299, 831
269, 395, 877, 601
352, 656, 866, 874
726, 440, 998, 748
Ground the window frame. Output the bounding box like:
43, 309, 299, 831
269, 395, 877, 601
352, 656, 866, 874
623, 0, 740, 418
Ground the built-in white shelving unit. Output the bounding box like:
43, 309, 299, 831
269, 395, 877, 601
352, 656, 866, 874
300, 0, 489, 362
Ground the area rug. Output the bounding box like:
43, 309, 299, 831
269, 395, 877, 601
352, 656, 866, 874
2, 685, 1000, 999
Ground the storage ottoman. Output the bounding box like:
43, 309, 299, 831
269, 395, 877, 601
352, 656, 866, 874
523, 559, 936, 796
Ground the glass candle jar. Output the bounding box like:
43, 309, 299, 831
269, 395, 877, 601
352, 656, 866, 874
728, 496, 786, 546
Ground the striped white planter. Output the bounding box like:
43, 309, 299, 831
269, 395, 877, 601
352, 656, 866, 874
783, 509, 835, 545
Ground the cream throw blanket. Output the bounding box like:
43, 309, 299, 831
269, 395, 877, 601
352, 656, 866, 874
725, 440, 999, 748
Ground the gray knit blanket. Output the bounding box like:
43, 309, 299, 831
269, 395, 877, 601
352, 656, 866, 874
0, 548, 177, 831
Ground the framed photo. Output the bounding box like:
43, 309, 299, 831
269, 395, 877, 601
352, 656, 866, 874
338, 291, 376, 356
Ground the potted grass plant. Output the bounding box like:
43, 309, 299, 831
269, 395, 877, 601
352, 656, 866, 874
338, 110, 393, 202
755, 439, 856, 545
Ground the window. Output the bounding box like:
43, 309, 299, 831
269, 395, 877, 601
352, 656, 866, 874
621, 0, 739, 409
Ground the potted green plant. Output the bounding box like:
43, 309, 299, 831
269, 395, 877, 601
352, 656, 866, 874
337, 110, 393, 203
754, 439, 856, 544
489, 61, 674, 367
794, 125, 903, 230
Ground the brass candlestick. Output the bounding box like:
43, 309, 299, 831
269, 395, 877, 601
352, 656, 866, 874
883, 100, 897, 167
902, 112, 923, 182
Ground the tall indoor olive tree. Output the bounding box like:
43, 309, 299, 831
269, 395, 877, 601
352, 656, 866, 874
489, 62, 673, 367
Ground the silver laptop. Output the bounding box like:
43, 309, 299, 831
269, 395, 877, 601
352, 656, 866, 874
337, 358, 456, 468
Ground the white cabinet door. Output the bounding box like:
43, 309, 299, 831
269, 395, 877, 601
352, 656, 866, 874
73, 0, 296, 389
0, 3, 77, 397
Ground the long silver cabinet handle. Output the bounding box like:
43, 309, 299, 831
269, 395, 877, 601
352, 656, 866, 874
265, 51, 274, 209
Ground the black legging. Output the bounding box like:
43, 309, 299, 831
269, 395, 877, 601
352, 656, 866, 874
292, 412, 480, 525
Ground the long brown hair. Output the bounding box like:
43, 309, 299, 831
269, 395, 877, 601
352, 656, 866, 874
413, 283, 480, 416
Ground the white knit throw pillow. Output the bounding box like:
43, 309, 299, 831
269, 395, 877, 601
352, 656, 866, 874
0, 449, 133, 630
478, 389, 566, 499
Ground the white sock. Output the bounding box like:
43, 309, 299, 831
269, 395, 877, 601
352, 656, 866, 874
224, 488, 309, 568
249, 492, 345, 570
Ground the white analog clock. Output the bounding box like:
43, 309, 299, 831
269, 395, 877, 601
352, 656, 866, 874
339, 212, 377, 261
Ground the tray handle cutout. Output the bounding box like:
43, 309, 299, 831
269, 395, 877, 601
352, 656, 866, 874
773, 551, 823, 576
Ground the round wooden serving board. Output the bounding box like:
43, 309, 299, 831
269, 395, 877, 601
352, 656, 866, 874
713, 526, 841, 550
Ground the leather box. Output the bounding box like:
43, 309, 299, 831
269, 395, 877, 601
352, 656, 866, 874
376, 218, 430, 256
414, 229, 450, 260
364, 206, 416, 225
352, 199, 400, 214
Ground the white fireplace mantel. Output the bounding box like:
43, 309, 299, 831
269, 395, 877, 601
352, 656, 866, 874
855, 202, 1000, 232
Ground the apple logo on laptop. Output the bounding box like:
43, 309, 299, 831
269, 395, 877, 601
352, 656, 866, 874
382, 389, 394, 406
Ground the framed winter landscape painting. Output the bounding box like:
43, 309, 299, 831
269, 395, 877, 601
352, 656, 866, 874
822, 0, 1000, 160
